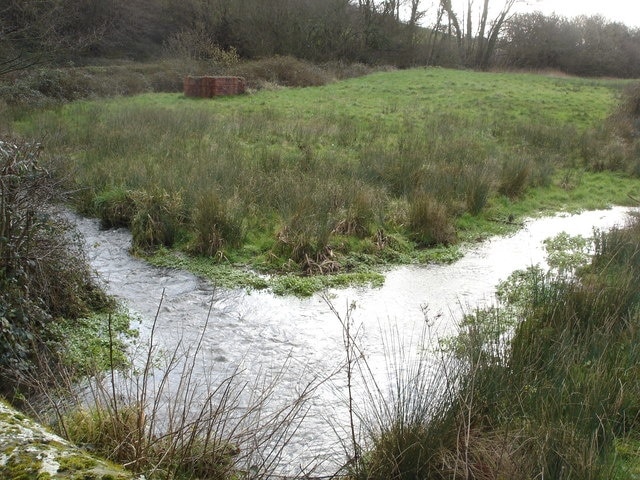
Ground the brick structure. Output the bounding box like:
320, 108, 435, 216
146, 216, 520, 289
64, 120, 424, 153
183, 76, 246, 98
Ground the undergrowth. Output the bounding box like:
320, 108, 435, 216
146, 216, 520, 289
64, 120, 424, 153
0, 139, 118, 395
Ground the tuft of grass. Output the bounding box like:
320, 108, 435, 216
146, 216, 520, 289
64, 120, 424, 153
498, 156, 532, 199
190, 191, 245, 256
94, 187, 136, 229
129, 188, 184, 251
408, 193, 456, 247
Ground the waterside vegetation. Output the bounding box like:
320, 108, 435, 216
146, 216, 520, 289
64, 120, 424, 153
3, 0, 640, 475
349, 212, 640, 480
2, 64, 640, 477
13, 67, 640, 294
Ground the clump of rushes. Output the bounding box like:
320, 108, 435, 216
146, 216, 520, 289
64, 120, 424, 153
275, 209, 339, 274
498, 156, 531, 198
93, 186, 187, 250
190, 190, 245, 256
93, 186, 136, 229
462, 164, 492, 215
333, 184, 381, 238
130, 188, 184, 251
408, 192, 456, 246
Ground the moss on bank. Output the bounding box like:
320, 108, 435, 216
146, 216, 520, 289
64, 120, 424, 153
0, 400, 133, 480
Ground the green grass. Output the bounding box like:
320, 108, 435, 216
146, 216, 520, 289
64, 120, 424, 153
352, 216, 640, 480
14, 67, 639, 294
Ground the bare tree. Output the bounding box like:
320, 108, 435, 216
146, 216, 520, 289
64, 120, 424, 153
408, 0, 426, 27
478, 0, 518, 67
433, 0, 519, 67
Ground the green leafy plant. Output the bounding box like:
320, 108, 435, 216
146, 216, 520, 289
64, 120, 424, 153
0, 139, 112, 390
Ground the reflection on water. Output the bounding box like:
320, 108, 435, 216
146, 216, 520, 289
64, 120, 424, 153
73, 206, 635, 475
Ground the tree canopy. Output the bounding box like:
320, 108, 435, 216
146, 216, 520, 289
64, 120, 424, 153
1, 0, 639, 76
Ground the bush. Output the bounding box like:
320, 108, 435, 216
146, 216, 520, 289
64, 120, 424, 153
0, 139, 111, 390
164, 26, 240, 66
231, 56, 333, 89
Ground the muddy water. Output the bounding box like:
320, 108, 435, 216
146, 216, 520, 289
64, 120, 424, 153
73, 206, 634, 475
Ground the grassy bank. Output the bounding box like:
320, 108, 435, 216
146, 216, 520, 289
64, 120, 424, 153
13, 67, 640, 294
350, 214, 640, 480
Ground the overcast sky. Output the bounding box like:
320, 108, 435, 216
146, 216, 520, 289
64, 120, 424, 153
514, 0, 640, 27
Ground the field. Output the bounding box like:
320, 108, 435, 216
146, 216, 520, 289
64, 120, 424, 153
16, 67, 639, 294
6, 64, 640, 479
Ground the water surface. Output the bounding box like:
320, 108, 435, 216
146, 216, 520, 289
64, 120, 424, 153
74, 206, 634, 475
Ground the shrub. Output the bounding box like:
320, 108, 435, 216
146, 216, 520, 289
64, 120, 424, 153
231, 56, 332, 89
164, 26, 240, 66
0, 139, 111, 390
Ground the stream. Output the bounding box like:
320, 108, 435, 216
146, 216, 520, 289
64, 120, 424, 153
73, 206, 635, 477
